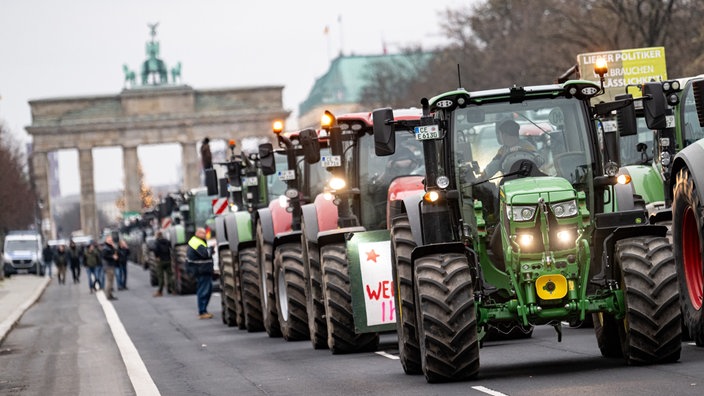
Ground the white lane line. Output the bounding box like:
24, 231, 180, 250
472, 386, 508, 396
97, 290, 161, 396
375, 351, 400, 360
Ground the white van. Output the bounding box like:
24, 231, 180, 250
2, 231, 43, 277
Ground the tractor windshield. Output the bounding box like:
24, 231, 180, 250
453, 98, 594, 222
358, 131, 423, 229
619, 117, 655, 166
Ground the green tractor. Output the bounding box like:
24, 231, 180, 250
373, 76, 681, 382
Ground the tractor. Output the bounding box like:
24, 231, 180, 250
373, 72, 681, 381
300, 109, 425, 352
211, 139, 270, 330
253, 123, 329, 340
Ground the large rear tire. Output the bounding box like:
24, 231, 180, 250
414, 253, 479, 383
321, 242, 379, 354
257, 222, 282, 337
239, 246, 264, 332
390, 215, 421, 374
220, 249, 237, 327
302, 229, 327, 349
673, 168, 704, 346
617, 236, 682, 364
275, 243, 310, 341
173, 245, 196, 295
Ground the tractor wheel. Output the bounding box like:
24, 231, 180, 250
173, 245, 196, 295
302, 228, 327, 349
275, 243, 310, 341
321, 242, 379, 354
390, 215, 422, 374
256, 222, 281, 337
673, 169, 704, 346
231, 249, 246, 330
414, 252, 479, 383
617, 236, 682, 364
592, 312, 623, 358
220, 249, 238, 327
239, 246, 264, 332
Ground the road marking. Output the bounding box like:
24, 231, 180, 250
472, 386, 508, 396
375, 351, 400, 360
97, 291, 161, 396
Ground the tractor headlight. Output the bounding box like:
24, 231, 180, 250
329, 177, 346, 191
423, 190, 441, 203
507, 205, 537, 222
436, 175, 450, 189
556, 229, 574, 244
229, 203, 239, 212
278, 195, 289, 208
517, 233, 534, 248
550, 200, 578, 218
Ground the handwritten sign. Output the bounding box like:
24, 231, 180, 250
347, 230, 396, 333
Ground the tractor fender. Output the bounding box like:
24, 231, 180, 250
225, 211, 255, 255
313, 193, 338, 234
169, 224, 187, 247
672, 140, 704, 205
268, 199, 294, 237
398, 193, 424, 247
617, 165, 665, 207
600, 224, 668, 279
273, 230, 303, 251
301, 203, 319, 245
317, 226, 366, 248
410, 242, 467, 264
214, 214, 229, 248
613, 178, 637, 210
257, 207, 275, 245
387, 175, 425, 226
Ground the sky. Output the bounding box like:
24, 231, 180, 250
0, 0, 466, 197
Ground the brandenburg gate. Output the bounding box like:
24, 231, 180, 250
26, 26, 289, 238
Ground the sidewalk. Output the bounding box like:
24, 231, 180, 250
0, 274, 50, 345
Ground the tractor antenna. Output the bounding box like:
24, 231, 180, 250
457, 64, 462, 89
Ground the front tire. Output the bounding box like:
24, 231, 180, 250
173, 245, 196, 295
239, 246, 264, 332
275, 243, 310, 341
321, 242, 379, 354
673, 168, 704, 346
617, 236, 681, 364
414, 253, 479, 383
257, 222, 281, 338
390, 215, 421, 374
220, 249, 238, 327
302, 230, 327, 349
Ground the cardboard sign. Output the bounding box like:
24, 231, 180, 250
347, 230, 396, 333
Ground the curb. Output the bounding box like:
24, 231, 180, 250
0, 276, 51, 345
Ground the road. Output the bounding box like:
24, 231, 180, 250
1, 262, 703, 395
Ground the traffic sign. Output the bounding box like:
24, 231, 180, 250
212, 197, 228, 215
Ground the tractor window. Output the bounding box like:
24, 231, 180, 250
267, 154, 289, 202
681, 84, 704, 149
303, 147, 331, 201
360, 131, 423, 229
620, 118, 654, 166
453, 98, 593, 222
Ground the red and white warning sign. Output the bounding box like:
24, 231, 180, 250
212, 197, 228, 215
161, 218, 172, 229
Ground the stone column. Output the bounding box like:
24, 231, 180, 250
123, 145, 141, 212
181, 142, 200, 190
78, 148, 98, 238
31, 151, 53, 240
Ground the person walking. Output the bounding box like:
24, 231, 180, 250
117, 239, 130, 290
68, 240, 82, 284
84, 242, 101, 293
42, 243, 54, 279
187, 227, 214, 319
55, 244, 69, 285
102, 235, 119, 301
153, 231, 173, 297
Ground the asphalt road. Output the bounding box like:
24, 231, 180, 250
1, 263, 703, 395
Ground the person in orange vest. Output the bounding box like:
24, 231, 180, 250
187, 227, 214, 319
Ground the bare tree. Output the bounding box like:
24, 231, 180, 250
0, 122, 36, 239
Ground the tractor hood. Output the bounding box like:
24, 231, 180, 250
500, 177, 576, 206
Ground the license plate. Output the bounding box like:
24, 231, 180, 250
414, 125, 440, 140
278, 169, 296, 181
17, 269, 28, 274
243, 176, 258, 187
321, 155, 341, 168
227, 185, 242, 192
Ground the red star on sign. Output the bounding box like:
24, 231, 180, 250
366, 249, 380, 263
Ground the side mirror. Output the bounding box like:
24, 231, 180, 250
603, 125, 621, 171
258, 143, 276, 176
373, 107, 395, 156
615, 94, 637, 137
692, 79, 704, 128
218, 178, 228, 198
205, 168, 218, 196
642, 82, 667, 129
299, 128, 321, 164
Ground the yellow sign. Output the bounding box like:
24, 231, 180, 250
536, 274, 568, 300
577, 47, 667, 99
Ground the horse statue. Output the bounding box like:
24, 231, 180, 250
140, 23, 169, 85
171, 62, 182, 84
123, 64, 136, 88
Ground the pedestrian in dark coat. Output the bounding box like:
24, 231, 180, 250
68, 240, 82, 284
55, 244, 69, 285
187, 227, 213, 319
102, 236, 119, 300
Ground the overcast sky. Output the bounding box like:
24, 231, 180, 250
0, 0, 466, 196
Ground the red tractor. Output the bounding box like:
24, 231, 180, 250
253, 124, 330, 339
300, 109, 425, 353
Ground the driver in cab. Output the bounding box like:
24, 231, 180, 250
481, 119, 538, 179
